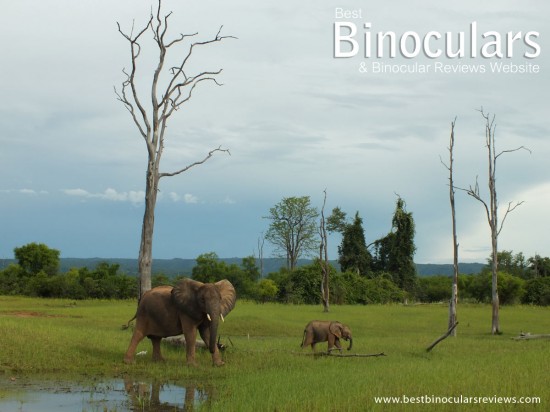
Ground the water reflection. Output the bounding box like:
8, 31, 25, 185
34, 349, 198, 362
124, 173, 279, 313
123, 376, 210, 411
0, 376, 210, 411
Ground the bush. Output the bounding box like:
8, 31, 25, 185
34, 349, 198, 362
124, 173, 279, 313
331, 271, 368, 304
363, 275, 406, 304
0, 264, 26, 295
255, 279, 278, 303
416, 276, 452, 302
462, 271, 525, 304
522, 277, 550, 305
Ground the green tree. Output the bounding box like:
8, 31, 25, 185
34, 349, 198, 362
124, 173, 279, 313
256, 279, 278, 303
265, 196, 319, 270
192, 252, 225, 283
14, 243, 60, 276
338, 212, 372, 276
241, 256, 260, 282
326, 206, 348, 233
373, 197, 417, 292
527, 254, 550, 278
490, 250, 527, 278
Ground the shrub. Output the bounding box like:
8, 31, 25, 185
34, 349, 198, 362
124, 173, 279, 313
522, 277, 550, 305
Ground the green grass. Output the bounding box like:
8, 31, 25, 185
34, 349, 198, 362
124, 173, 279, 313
0, 296, 549, 411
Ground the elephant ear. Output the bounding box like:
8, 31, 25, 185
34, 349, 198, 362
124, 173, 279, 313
329, 322, 343, 338
215, 279, 237, 317
172, 278, 204, 310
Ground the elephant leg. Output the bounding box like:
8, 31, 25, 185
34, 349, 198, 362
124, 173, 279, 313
198, 323, 211, 350
150, 337, 164, 362
327, 335, 335, 354
124, 329, 145, 364
335, 338, 343, 354
183, 327, 198, 366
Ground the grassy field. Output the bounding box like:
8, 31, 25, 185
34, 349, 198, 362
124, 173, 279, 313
0, 296, 548, 411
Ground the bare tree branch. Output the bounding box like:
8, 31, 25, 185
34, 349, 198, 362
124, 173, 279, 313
495, 145, 532, 160
115, 16, 154, 142
455, 179, 491, 224
498, 201, 525, 236
426, 322, 459, 352
159, 146, 231, 178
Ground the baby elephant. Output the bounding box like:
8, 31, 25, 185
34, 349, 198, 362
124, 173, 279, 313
301, 320, 353, 353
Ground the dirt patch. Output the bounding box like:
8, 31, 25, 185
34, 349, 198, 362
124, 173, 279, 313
2, 311, 80, 318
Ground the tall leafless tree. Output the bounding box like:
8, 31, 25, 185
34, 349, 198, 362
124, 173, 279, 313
319, 190, 330, 313
441, 118, 459, 336
460, 109, 530, 334
257, 233, 265, 278
115, 0, 232, 298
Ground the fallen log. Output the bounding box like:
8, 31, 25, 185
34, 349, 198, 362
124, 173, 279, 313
162, 335, 232, 350
426, 321, 458, 352
512, 332, 550, 341
163, 335, 207, 348
298, 351, 386, 358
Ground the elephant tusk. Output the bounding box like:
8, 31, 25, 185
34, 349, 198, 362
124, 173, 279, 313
220, 314, 225, 323
207, 313, 212, 321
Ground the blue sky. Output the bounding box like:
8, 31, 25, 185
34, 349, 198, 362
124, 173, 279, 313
1, 0, 549, 264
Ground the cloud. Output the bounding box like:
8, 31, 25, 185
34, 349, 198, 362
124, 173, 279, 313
168, 192, 199, 204
19, 189, 38, 195
0, 189, 49, 196
63, 188, 145, 205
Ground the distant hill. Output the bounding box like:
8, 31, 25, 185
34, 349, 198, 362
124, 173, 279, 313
415, 263, 485, 276
1, 257, 484, 277
61, 258, 484, 277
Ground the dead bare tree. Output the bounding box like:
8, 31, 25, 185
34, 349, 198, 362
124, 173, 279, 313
115, 0, 232, 298
319, 189, 330, 313
458, 109, 530, 334
441, 118, 459, 336
257, 233, 265, 278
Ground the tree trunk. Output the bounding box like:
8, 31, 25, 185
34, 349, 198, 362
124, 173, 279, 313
320, 190, 330, 313
447, 119, 459, 336
138, 162, 159, 299
488, 118, 500, 335
491, 231, 500, 334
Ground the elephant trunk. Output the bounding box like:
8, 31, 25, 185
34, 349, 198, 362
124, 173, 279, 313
209, 319, 219, 354
206, 308, 221, 354
347, 337, 353, 351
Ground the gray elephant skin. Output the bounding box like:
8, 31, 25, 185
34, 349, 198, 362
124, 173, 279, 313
123, 278, 236, 366
301, 320, 353, 353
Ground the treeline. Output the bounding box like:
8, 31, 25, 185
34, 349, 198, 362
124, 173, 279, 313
1, 244, 549, 305
0, 243, 136, 299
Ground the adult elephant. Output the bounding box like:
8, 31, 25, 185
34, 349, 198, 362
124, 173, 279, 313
123, 278, 236, 366
301, 320, 353, 353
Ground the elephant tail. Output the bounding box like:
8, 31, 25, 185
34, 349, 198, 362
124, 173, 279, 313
300, 329, 307, 348
121, 313, 137, 330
